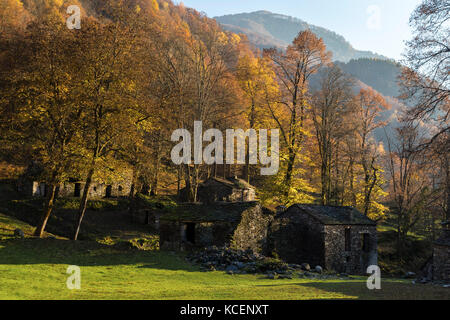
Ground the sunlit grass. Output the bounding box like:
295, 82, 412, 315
0, 237, 448, 300
0, 212, 448, 300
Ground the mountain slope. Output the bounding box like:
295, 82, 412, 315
337, 58, 403, 98
215, 11, 387, 63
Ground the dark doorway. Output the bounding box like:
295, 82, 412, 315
105, 185, 112, 198
74, 183, 81, 198
186, 223, 196, 244
345, 228, 351, 252
361, 233, 370, 252
145, 211, 150, 225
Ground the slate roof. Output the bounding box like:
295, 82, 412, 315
288, 204, 376, 226
204, 177, 255, 190
159, 201, 265, 223
435, 229, 450, 246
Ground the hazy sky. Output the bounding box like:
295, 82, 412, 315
179, 0, 423, 61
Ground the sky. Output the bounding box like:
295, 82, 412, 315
179, 0, 423, 61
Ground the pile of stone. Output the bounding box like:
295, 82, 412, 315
186, 246, 337, 280
187, 246, 266, 274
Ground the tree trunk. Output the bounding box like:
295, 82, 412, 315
128, 168, 138, 221
349, 159, 357, 208
445, 154, 450, 222
284, 148, 296, 195
33, 184, 57, 238
177, 166, 182, 200
73, 167, 94, 240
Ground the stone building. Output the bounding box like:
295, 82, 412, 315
159, 202, 274, 252
432, 222, 450, 282
268, 204, 377, 274
182, 177, 256, 203
18, 180, 131, 199
18, 167, 131, 199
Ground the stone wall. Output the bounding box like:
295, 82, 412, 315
19, 180, 131, 199
159, 221, 182, 250
268, 209, 326, 266
324, 225, 377, 274
159, 203, 272, 252
232, 205, 274, 253
159, 220, 239, 250
433, 243, 450, 282
267, 207, 377, 274
197, 180, 255, 203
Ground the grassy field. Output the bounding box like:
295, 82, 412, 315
0, 213, 449, 300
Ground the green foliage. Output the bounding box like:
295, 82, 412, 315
377, 228, 432, 275
55, 198, 128, 211
136, 194, 178, 212
260, 162, 316, 207
98, 235, 160, 251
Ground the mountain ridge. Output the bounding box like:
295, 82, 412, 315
215, 10, 389, 63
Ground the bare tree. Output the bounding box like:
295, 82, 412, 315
264, 30, 331, 190
401, 0, 450, 140
311, 66, 354, 205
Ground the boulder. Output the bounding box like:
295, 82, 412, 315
288, 264, 302, 270
14, 229, 25, 238
226, 265, 238, 273
314, 266, 323, 274
301, 263, 311, 271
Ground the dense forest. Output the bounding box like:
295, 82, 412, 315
0, 0, 448, 263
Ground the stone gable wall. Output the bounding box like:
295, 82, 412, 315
268, 209, 325, 266
433, 244, 450, 282
159, 204, 271, 252
19, 180, 131, 199
197, 181, 255, 203
232, 206, 274, 253
324, 225, 377, 274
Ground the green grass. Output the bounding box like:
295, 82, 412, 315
0, 214, 448, 300
0, 238, 449, 300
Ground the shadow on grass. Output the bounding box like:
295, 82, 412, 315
0, 238, 199, 272
254, 279, 450, 300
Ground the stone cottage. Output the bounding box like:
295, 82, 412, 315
17, 164, 131, 199
18, 179, 131, 199
433, 221, 450, 282
159, 201, 274, 252
268, 204, 377, 274
182, 177, 256, 203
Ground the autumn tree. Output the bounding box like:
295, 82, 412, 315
72, 3, 157, 240
311, 65, 354, 205
0, 11, 83, 237
235, 53, 278, 182
386, 124, 438, 253
353, 88, 390, 217
153, 7, 244, 202
264, 30, 331, 203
